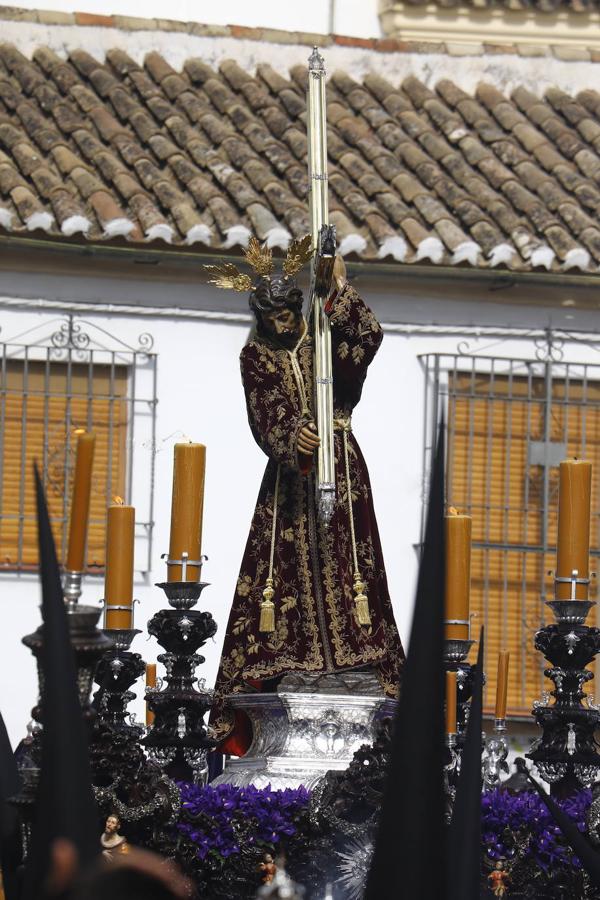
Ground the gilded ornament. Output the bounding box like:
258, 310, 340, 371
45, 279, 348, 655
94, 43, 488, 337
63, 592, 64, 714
204, 263, 253, 293
283, 235, 313, 277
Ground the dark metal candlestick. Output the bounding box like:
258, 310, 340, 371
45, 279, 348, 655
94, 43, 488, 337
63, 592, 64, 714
443, 637, 475, 742
90, 627, 145, 787
89, 621, 183, 841
143, 564, 217, 783
23, 603, 114, 723
443, 635, 475, 815
527, 572, 600, 797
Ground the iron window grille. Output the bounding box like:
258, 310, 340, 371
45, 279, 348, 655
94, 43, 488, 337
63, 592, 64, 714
0, 315, 157, 576
421, 332, 600, 717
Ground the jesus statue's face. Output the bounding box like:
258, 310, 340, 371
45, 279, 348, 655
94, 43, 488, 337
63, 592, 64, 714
261, 307, 303, 349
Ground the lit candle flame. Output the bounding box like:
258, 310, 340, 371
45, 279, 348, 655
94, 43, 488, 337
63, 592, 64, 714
112, 496, 124, 506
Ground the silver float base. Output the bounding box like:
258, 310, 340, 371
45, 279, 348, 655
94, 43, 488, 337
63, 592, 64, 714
212, 671, 397, 790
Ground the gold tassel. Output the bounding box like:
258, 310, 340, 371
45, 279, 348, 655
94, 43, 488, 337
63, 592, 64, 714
259, 578, 276, 633
353, 572, 371, 626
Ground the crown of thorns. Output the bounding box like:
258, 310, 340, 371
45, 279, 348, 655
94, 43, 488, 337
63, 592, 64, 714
204, 235, 313, 292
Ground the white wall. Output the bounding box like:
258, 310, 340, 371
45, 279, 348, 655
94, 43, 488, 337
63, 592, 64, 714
7, 0, 382, 37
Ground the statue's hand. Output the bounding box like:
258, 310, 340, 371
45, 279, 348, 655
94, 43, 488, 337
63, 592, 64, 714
298, 422, 321, 456
333, 254, 347, 292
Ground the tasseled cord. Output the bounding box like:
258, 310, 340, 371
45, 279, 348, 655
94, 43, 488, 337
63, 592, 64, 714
342, 423, 372, 627
260, 466, 280, 633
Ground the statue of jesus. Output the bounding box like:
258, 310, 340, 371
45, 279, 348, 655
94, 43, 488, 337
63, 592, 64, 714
206, 240, 405, 755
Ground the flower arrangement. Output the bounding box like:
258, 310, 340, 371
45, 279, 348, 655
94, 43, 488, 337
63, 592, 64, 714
167, 782, 600, 898
177, 782, 310, 863
482, 788, 590, 869
481, 788, 596, 897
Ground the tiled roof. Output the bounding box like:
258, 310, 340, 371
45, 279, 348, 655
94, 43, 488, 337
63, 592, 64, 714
0, 42, 598, 273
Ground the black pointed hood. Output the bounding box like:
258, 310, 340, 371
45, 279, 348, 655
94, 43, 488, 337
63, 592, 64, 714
447, 628, 484, 900
23, 467, 99, 899
364, 423, 446, 899
0, 707, 22, 900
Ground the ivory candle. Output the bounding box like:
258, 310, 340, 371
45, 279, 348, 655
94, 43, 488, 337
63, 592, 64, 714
556, 459, 592, 600
168, 443, 206, 583
65, 430, 95, 572
445, 509, 472, 640
104, 499, 135, 630
146, 663, 156, 726
446, 670, 458, 735
495, 651, 510, 720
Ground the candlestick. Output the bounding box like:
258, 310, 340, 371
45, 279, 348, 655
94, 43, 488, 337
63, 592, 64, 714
104, 499, 135, 630
445, 508, 471, 640
167, 443, 206, 583
65, 430, 95, 573
146, 663, 157, 726
556, 459, 592, 600
446, 670, 458, 735
495, 650, 510, 720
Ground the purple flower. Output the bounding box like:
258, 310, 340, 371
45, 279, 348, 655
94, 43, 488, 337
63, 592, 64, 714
481, 788, 592, 875
176, 782, 311, 864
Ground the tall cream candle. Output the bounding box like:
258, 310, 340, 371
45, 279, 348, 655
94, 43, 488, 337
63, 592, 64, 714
167, 443, 206, 582
556, 459, 592, 600
104, 499, 135, 630
445, 508, 472, 640
65, 430, 95, 572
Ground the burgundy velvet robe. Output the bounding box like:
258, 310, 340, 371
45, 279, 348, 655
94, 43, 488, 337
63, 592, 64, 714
212, 283, 405, 751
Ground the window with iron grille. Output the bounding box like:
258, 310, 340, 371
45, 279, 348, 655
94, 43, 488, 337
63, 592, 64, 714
0, 316, 157, 575
421, 342, 600, 718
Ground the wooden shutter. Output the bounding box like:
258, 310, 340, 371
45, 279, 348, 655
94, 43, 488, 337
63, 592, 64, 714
0, 359, 128, 571
448, 370, 600, 717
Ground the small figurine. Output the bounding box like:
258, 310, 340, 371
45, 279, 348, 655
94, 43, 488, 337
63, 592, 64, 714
256, 856, 304, 898
260, 853, 277, 884
488, 861, 510, 897
100, 813, 130, 860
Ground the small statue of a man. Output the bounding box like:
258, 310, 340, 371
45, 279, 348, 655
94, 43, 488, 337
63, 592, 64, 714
100, 813, 130, 861
488, 861, 510, 897
260, 853, 277, 885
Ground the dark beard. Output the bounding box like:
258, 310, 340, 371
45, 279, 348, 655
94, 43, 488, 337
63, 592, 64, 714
274, 328, 302, 349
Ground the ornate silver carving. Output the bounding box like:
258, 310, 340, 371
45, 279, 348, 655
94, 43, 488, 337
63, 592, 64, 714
104, 628, 141, 652
587, 789, 600, 844
62, 569, 83, 606
147, 748, 176, 768
532, 690, 552, 710
308, 46, 325, 75
110, 657, 125, 679
564, 631, 580, 655
546, 599, 595, 626
483, 720, 509, 790
575, 764, 600, 787
335, 837, 373, 900
443, 638, 474, 664
318, 490, 335, 526
179, 616, 193, 640
183, 748, 208, 785
213, 673, 395, 790
534, 761, 567, 783
566, 722, 577, 756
